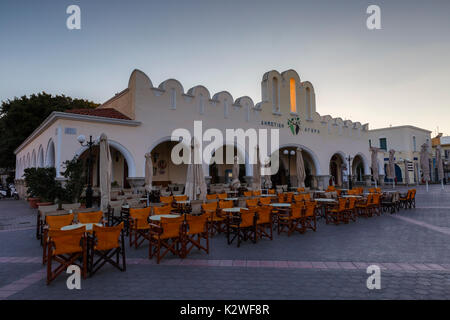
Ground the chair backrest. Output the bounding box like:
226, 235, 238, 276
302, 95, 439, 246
217, 193, 228, 200
366, 193, 374, 204
303, 193, 311, 201
252, 190, 261, 196
294, 194, 304, 202
291, 206, 302, 219
202, 202, 218, 212
304, 203, 316, 217
277, 194, 285, 203
48, 226, 85, 255
129, 207, 151, 228
174, 195, 188, 202
259, 197, 271, 205
219, 200, 233, 209
78, 211, 103, 224
159, 217, 184, 238
153, 205, 172, 215
411, 189, 416, 199
326, 186, 336, 192
337, 198, 347, 211
347, 198, 357, 209
372, 193, 381, 205
93, 222, 124, 251
375, 188, 381, 193
268, 189, 276, 194
246, 199, 258, 208
256, 206, 271, 224
239, 210, 255, 228
46, 213, 74, 229
285, 193, 294, 202
160, 196, 174, 204
186, 214, 208, 234
297, 187, 305, 193
243, 191, 253, 197
206, 194, 217, 200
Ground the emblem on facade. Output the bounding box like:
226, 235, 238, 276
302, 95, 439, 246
287, 117, 301, 135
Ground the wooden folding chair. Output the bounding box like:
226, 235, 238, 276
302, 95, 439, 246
243, 191, 253, 197
345, 198, 357, 222
356, 194, 373, 217
153, 205, 175, 215
327, 198, 347, 225
268, 189, 276, 194
300, 202, 317, 231
226, 208, 257, 247
252, 190, 261, 196
129, 207, 151, 248
202, 202, 224, 235
149, 216, 184, 263
217, 193, 228, 200
160, 196, 174, 206
246, 198, 258, 208
89, 222, 126, 276
174, 195, 188, 202
183, 214, 209, 257
278, 205, 304, 236
206, 194, 217, 200
371, 193, 382, 216
297, 187, 305, 193
259, 197, 272, 206
256, 206, 273, 241
46, 227, 87, 285
42, 214, 74, 264
78, 211, 104, 224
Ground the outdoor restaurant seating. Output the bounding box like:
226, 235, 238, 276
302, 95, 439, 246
183, 214, 209, 257
259, 197, 272, 205
301, 202, 317, 231
246, 198, 258, 208
370, 193, 382, 216
255, 206, 273, 241
400, 189, 416, 209
278, 205, 304, 236
202, 202, 225, 235
356, 194, 374, 217
149, 216, 184, 263
128, 207, 151, 248
42, 213, 75, 264
153, 205, 176, 215
160, 195, 174, 205
78, 211, 104, 224
89, 222, 126, 276
226, 208, 257, 247
345, 198, 357, 222
327, 198, 347, 225
46, 226, 87, 285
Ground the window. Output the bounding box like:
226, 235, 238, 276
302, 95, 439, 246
413, 136, 416, 152
369, 139, 372, 148
379, 138, 387, 151
290, 78, 296, 113
272, 77, 279, 112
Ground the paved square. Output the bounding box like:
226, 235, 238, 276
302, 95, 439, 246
1, 185, 449, 300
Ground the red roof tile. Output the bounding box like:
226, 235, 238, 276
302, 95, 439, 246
65, 108, 131, 120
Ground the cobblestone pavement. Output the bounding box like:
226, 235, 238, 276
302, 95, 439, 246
0, 185, 449, 300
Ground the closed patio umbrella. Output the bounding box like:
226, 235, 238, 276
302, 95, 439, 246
185, 138, 207, 201
296, 148, 306, 188
404, 159, 410, 186
231, 156, 241, 190
252, 147, 261, 191
370, 147, 379, 188
99, 133, 112, 212
388, 149, 396, 188
262, 159, 272, 189
420, 143, 430, 191
414, 161, 419, 185
436, 145, 444, 189
144, 152, 153, 206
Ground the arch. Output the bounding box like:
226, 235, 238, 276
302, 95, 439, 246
26, 153, 31, 169
276, 143, 321, 175
75, 139, 136, 177
37, 145, 44, 167
31, 150, 37, 168
45, 139, 55, 168
329, 152, 346, 186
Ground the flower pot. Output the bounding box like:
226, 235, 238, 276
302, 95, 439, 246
27, 197, 41, 209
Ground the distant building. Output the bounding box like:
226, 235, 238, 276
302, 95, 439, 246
368, 126, 432, 184
432, 133, 450, 183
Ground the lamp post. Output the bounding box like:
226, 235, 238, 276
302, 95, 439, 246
283, 149, 296, 189
346, 155, 353, 190
77, 135, 95, 208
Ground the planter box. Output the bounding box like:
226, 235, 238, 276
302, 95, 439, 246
27, 197, 41, 209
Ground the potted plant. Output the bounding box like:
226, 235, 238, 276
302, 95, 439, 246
23, 168, 59, 208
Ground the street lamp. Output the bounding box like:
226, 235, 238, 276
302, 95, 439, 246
77, 135, 96, 208
283, 149, 296, 189
346, 155, 353, 190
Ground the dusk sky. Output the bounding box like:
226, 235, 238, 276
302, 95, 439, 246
1, 0, 449, 135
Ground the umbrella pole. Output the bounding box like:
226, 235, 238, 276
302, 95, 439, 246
147, 191, 149, 207
441, 179, 444, 190
426, 181, 429, 192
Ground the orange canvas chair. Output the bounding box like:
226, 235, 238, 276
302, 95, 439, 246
278, 206, 304, 236
356, 194, 374, 217
78, 211, 103, 224
259, 197, 271, 206
183, 214, 209, 257
268, 189, 276, 194
246, 198, 258, 208
206, 194, 217, 200
300, 202, 317, 232
46, 227, 87, 285
153, 205, 174, 215
217, 193, 228, 200
226, 208, 257, 247
294, 194, 304, 203
89, 222, 126, 276
174, 195, 188, 202
160, 195, 174, 205
297, 187, 305, 193
252, 190, 261, 196
42, 214, 74, 264
202, 202, 225, 235
327, 198, 347, 225
243, 191, 253, 197
149, 216, 184, 263
256, 206, 273, 241
129, 207, 151, 248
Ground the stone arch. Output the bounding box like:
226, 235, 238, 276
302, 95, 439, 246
37, 145, 44, 167
329, 152, 346, 187
45, 139, 55, 167
31, 150, 37, 168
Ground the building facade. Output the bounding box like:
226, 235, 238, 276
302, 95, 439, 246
368, 125, 432, 184
14, 69, 372, 197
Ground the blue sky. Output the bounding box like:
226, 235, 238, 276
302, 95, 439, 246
1, 0, 449, 135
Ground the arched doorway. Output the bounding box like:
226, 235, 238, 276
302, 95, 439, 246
352, 155, 365, 184
149, 140, 188, 189
209, 145, 245, 184
384, 163, 403, 183
329, 153, 345, 187
45, 140, 55, 168
78, 145, 131, 189
272, 147, 317, 188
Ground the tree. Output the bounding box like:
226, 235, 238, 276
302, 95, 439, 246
0, 92, 98, 170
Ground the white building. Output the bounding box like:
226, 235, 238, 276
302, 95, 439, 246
14, 69, 372, 197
